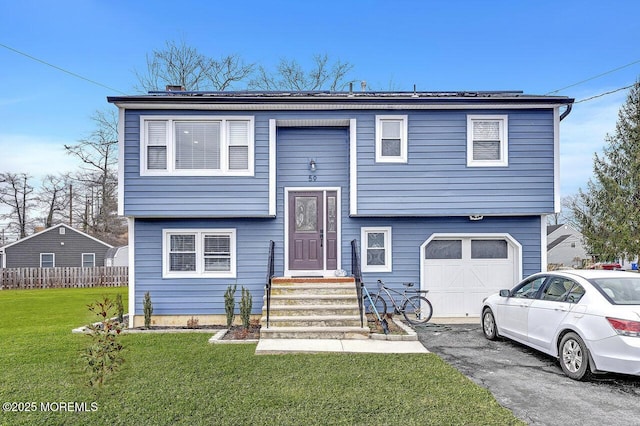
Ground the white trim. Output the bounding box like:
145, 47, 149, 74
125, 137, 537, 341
420, 233, 523, 293
540, 215, 548, 272
139, 115, 255, 177
81, 252, 96, 267
361, 227, 393, 272
268, 119, 277, 216
284, 187, 342, 277
0, 223, 112, 251
375, 115, 408, 163
127, 218, 135, 328
117, 107, 125, 216
113, 101, 568, 111
466, 115, 509, 167
162, 228, 237, 278
553, 107, 561, 213
349, 118, 358, 215
40, 253, 55, 268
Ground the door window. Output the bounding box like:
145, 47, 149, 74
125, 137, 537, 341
512, 277, 546, 299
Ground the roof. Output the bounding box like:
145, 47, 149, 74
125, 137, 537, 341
547, 234, 570, 251
108, 90, 574, 108
0, 223, 113, 251
547, 224, 564, 235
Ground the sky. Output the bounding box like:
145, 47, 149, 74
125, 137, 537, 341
1, 0, 639, 225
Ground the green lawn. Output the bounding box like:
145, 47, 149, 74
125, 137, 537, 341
0, 287, 523, 425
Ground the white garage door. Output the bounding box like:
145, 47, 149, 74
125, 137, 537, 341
423, 236, 519, 318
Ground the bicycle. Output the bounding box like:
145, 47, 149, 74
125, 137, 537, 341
364, 279, 433, 325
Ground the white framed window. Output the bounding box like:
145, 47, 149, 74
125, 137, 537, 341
162, 229, 236, 278
361, 227, 392, 272
467, 115, 508, 167
40, 253, 55, 268
82, 253, 96, 267
141, 116, 254, 176
375, 115, 408, 163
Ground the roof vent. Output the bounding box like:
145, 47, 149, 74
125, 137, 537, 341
165, 85, 186, 92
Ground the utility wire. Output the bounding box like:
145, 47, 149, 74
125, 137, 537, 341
0, 42, 128, 95
575, 83, 636, 103
545, 58, 640, 95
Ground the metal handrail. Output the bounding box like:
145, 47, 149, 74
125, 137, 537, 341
351, 239, 364, 328
264, 240, 275, 328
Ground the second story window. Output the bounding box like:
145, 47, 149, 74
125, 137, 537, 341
467, 115, 508, 167
141, 116, 254, 176
376, 115, 408, 163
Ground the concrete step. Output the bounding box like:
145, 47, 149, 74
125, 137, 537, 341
270, 284, 357, 296
267, 294, 359, 306
259, 326, 370, 340
262, 304, 361, 317
261, 315, 363, 328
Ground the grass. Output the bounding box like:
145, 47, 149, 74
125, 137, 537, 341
0, 287, 524, 425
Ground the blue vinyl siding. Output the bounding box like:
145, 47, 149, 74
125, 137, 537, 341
123, 108, 556, 218
133, 215, 541, 315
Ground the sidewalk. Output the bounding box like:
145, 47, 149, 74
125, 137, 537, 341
255, 338, 428, 354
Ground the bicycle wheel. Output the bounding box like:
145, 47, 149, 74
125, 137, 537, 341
365, 294, 387, 318
402, 296, 433, 325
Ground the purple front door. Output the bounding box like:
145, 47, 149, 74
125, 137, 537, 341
288, 190, 338, 272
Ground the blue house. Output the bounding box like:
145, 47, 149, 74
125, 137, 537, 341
108, 90, 573, 328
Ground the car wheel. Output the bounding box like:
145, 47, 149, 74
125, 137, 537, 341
559, 332, 591, 380
482, 308, 498, 340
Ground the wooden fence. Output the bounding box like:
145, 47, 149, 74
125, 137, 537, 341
0, 267, 129, 290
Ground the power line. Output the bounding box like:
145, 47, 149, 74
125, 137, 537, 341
575, 83, 636, 103
0, 42, 128, 95
545, 58, 640, 95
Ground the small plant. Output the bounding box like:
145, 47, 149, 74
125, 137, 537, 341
224, 284, 236, 328
239, 286, 252, 330
81, 297, 124, 387
115, 293, 124, 323
187, 316, 199, 329
143, 291, 153, 329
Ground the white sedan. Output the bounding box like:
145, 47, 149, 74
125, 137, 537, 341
481, 269, 640, 380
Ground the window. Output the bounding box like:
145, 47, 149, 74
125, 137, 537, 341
82, 253, 95, 267
59, 227, 65, 235
361, 227, 392, 272
40, 253, 55, 268
163, 229, 236, 278
471, 240, 508, 259
376, 116, 407, 163
141, 117, 254, 176
512, 276, 546, 299
467, 115, 508, 167
425, 240, 462, 260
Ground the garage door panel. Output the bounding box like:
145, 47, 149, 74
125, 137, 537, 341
424, 237, 518, 318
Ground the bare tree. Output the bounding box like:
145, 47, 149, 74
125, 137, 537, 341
0, 172, 35, 239
65, 109, 125, 244
36, 173, 72, 228
250, 53, 355, 91
135, 39, 254, 92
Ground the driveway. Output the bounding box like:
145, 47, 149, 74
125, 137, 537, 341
415, 322, 640, 426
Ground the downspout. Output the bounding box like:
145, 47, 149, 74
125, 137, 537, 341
559, 103, 573, 121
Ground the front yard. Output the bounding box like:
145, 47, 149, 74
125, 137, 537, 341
0, 287, 522, 425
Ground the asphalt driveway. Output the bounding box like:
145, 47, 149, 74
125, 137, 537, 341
415, 322, 640, 426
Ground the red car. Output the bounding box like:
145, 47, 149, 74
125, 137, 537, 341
588, 263, 622, 270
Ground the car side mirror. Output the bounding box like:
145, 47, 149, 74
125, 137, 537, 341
499, 289, 511, 297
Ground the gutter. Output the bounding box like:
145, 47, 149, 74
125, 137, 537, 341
559, 103, 573, 121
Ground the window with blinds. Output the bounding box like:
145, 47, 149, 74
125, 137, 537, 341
467, 115, 508, 167
163, 229, 236, 278
141, 117, 253, 175
376, 116, 408, 163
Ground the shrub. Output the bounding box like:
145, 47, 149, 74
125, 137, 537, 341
81, 297, 124, 387
143, 291, 153, 329
240, 286, 252, 330
115, 293, 124, 323
224, 284, 236, 328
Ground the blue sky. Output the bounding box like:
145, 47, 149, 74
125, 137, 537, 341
1, 0, 639, 199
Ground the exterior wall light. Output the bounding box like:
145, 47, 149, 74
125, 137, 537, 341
309, 159, 317, 172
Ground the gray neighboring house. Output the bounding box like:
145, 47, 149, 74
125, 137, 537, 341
105, 246, 128, 267
547, 224, 588, 268
0, 224, 112, 268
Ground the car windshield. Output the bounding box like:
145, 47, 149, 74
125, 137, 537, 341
590, 277, 640, 305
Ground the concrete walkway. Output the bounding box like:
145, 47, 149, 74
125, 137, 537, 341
255, 338, 428, 354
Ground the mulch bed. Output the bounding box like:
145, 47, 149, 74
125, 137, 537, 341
221, 324, 261, 340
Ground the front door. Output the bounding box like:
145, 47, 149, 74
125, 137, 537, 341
288, 190, 338, 273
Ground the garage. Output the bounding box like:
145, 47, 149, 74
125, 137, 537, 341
422, 234, 521, 317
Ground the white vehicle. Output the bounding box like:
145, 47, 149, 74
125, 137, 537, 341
481, 269, 640, 380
